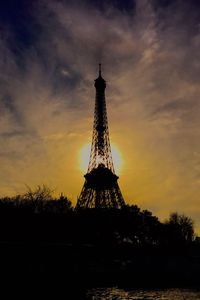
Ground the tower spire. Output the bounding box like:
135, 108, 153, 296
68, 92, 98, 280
99, 63, 101, 77
76, 65, 125, 209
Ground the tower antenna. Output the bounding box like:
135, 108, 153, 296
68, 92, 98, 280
99, 63, 101, 77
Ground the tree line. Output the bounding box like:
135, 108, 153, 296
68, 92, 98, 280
0, 185, 196, 252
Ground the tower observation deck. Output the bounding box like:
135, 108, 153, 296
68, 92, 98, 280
76, 65, 125, 209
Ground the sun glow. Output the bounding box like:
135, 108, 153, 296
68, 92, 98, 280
111, 145, 123, 175
79, 143, 123, 174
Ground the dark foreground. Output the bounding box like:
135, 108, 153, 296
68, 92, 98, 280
0, 198, 198, 296
1, 241, 200, 298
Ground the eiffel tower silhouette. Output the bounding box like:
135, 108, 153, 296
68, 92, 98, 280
76, 65, 125, 209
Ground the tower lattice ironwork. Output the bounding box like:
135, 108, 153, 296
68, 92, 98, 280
76, 65, 125, 209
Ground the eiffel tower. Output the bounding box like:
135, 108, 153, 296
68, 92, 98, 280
76, 65, 125, 209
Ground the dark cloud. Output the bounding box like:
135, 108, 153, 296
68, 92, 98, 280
0, 0, 40, 52
151, 98, 197, 120
1, 95, 24, 125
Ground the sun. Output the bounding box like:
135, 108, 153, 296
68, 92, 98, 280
79, 143, 123, 174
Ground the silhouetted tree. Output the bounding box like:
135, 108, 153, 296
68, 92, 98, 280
0, 188, 197, 256
165, 212, 194, 245
44, 194, 73, 214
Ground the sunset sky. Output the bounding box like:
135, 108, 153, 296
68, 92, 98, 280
0, 0, 200, 230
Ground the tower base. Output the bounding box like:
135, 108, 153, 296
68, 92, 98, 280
76, 165, 125, 209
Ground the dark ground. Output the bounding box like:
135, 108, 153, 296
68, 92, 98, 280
0, 199, 198, 297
